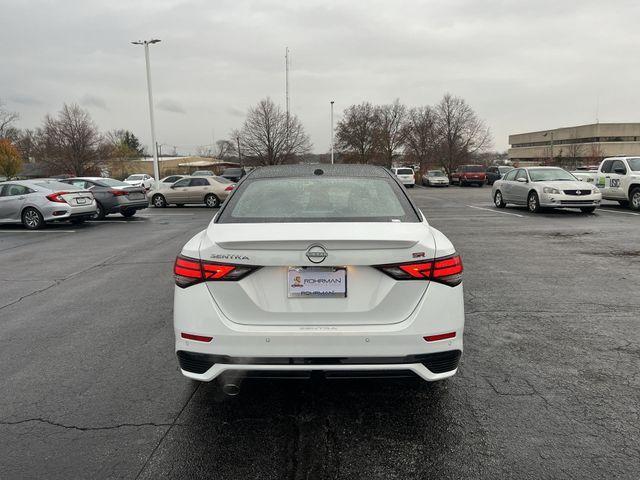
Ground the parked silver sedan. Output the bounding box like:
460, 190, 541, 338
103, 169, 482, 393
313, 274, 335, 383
421, 170, 450, 187
149, 176, 234, 208
0, 179, 97, 229
492, 167, 601, 213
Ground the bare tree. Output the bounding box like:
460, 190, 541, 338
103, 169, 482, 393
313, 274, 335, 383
215, 139, 236, 159
239, 98, 311, 165
404, 106, 438, 170
335, 102, 378, 164
435, 94, 491, 175
374, 99, 408, 168
565, 134, 584, 169
40, 104, 106, 175
0, 100, 20, 141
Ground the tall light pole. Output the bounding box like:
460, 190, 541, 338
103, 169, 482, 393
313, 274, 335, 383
132, 39, 161, 189
330, 101, 335, 164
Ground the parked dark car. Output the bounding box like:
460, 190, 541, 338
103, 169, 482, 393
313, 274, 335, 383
450, 165, 487, 187
60, 177, 148, 219
486, 165, 514, 185
221, 167, 246, 183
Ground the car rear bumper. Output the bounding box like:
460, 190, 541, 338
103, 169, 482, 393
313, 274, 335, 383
176, 350, 461, 381
108, 200, 149, 213
174, 281, 465, 383
42, 202, 97, 221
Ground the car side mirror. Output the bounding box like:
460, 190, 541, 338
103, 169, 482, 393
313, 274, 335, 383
170, 185, 176, 189
614, 167, 626, 175
516, 177, 527, 183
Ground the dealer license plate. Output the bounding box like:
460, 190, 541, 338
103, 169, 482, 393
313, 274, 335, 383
287, 267, 347, 298
128, 192, 144, 200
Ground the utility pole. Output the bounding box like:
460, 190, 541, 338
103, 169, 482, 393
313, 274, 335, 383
330, 101, 335, 164
132, 39, 161, 189
236, 135, 241, 166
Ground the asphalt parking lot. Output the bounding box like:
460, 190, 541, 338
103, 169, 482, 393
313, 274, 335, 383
1, 186, 639, 479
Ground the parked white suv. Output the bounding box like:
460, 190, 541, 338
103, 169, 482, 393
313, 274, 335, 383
392, 167, 416, 188
573, 157, 640, 210
173, 165, 464, 391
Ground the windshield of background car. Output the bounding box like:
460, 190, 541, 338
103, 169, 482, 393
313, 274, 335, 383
396, 168, 414, 175
462, 165, 484, 172
224, 169, 241, 175
34, 181, 82, 191
498, 166, 513, 174
98, 178, 130, 187
217, 176, 420, 223
528, 168, 576, 182
126, 175, 143, 180
627, 158, 640, 171
429, 170, 445, 177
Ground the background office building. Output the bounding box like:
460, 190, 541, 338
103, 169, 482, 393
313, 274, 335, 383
508, 123, 640, 166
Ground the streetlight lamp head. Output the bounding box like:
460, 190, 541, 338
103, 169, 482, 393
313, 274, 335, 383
131, 41, 143, 45
149, 39, 161, 44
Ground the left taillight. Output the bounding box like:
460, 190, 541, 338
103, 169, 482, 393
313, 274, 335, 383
46, 192, 70, 203
225, 185, 234, 191
375, 254, 463, 287
173, 255, 259, 288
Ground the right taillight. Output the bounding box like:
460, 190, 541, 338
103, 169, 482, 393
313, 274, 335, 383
173, 255, 259, 288
46, 192, 70, 203
110, 189, 128, 196
375, 254, 463, 286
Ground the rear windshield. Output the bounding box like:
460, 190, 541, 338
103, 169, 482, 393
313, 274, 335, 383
98, 178, 130, 187
217, 176, 420, 223
214, 176, 233, 184
34, 181, 82, 191
428, 170, 445, 177
223, 169, 242, 175
396, 168, 414, 175
462, 165, 484, 172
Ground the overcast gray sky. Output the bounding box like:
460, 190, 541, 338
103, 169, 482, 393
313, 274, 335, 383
2, 0, 640, 154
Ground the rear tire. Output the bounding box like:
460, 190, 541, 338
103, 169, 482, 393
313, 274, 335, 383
121, 209, 136, 218
630, 187, 640, 211
494, 190, 506, 208
22, 207, 44, 230
205, 194, 220, 208
92, 202, 106, 220
580, 207, 596, 214
618, 200, 629, 207
527, 191, 541, 213
152, 194, 167, 208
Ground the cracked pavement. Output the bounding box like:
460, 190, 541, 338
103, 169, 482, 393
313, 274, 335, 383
0, 190, 638, 479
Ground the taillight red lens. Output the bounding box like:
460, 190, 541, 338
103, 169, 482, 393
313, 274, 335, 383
110, 189, 128, 196
424, 332, 456, 342
181, 332, 213, 342
376, 254, 463, 286
173, 255, 259, 288
225, 185, 234, 191
46, 192, 69, 203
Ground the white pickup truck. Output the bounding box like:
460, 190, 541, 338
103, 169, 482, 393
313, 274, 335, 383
572, 157, 640, 210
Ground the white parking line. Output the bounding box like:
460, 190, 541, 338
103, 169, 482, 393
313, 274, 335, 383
0, 230, 76, 233
138, 213, 197, 217
599, 208, 640, 216
466, 205, 524, 217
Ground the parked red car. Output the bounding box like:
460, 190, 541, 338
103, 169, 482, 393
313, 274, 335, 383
451, 165, 487, 187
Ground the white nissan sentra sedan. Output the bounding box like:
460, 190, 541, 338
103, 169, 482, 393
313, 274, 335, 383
173, 164, 464, 389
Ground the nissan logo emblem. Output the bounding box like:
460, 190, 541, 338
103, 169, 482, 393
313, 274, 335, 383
306, 244, 328, 263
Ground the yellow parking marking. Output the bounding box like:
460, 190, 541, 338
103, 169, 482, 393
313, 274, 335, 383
466, 205, 524, 218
